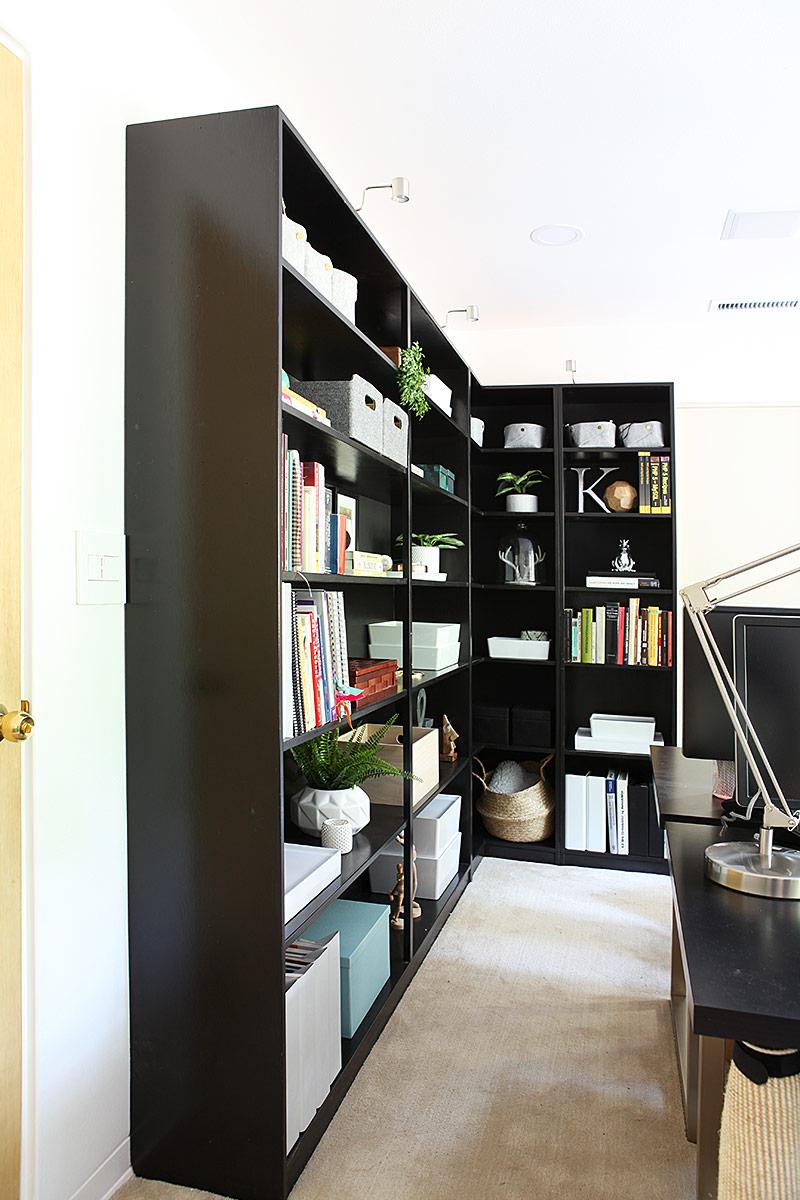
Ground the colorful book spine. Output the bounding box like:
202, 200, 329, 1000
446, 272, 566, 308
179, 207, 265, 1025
660, 455, 672, 514
649, 456, 661, 514
638, 451, 651, 514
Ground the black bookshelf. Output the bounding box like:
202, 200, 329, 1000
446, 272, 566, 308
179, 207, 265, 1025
126, 105, 675, 1200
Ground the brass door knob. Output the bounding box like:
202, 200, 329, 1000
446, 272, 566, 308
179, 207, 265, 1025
0, 700, 35, 743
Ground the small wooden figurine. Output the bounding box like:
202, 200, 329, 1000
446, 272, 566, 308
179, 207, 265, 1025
441, 713, 459, 763
388, 833, 421, 928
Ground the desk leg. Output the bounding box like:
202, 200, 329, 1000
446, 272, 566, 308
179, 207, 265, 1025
671, 906, 698, 1142
696, 1035, 728, 1200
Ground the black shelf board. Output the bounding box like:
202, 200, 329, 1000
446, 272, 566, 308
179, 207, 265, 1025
566, 585, 673, 597
563, 849, 668, 875
410, 579, 468, 589
564, 512, 672, 521
282, 689, 407, 750
473, 743, 554, 758
419, 400, 469, 440
283, 803, 406, 944
566, 745, 656, 761
472, 656, 555, 667
478, 836, 557, 864
283, 570, 401, 587
473, 509, 556, 520
562, 446, 671, 457
409, 660, 470, 691
472, 583, 556, 592
566, 662, 674, 672
280, 402, 405, 504
411, 474, 469, 508
473, 446, 554, 456
414, 757, 471, 818
282, 259, 397, 388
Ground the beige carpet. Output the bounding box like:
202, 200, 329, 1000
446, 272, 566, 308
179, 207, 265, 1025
115, 858, 694, 1200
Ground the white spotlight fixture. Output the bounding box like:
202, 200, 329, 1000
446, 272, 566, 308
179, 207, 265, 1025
530, 224, 583, 246
442, 305, 480, 328
356, 176, 410, 212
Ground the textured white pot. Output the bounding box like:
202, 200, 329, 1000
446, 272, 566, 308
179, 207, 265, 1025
291, 785, 370, 836
506, 494, 539, 513
411, 545, 441, 575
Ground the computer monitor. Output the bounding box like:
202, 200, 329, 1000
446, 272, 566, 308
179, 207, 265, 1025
682, 604, 800, 762
733, 613, 800, 809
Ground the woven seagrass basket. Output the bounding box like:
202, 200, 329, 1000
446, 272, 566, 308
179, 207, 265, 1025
473, 755, 555, 843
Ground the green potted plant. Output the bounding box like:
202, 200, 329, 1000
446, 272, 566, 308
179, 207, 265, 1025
397, 341, 430, 419
290, 715, 412, 837
496, 468, 549, 514
395, 531, 465, 577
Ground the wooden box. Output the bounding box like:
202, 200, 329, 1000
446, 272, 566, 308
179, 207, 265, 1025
339, 723, 439, 809
348, 657, 397, 707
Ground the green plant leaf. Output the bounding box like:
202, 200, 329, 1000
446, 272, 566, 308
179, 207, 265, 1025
290, 713, 414, 791
495, 468, 549, 497
397, 342, 430, 419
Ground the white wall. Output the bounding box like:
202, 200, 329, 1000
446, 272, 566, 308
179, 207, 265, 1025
7, 4, 800, 1199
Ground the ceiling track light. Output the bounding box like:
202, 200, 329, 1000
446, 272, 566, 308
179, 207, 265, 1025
356, 176, 410, 212
442, 305, 480, 328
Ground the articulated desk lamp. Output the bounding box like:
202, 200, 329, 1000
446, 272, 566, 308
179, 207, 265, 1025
681, 542, 800, 899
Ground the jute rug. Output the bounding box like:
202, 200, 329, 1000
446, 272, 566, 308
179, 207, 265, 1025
115, 858, 694, 1200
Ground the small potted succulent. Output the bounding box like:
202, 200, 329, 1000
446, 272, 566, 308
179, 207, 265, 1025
496, 468, 549, 514
395, 531, 465, 577
290, 715, 412, 837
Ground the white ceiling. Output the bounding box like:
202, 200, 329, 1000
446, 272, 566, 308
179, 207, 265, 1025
177, 0, 800, 329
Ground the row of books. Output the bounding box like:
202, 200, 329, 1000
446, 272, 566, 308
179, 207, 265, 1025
637, 452, 671, 514
282, 584, 351, 737
281, 439, 348, 575
285, 934, 341, 1150
281, 370, 331, 426
565, 601, 673, 667
565, 770, 656, 855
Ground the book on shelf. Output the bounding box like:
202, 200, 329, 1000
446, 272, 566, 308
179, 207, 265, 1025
586, 774, 607, 853
584, 572, 661, 589
283, 442, 363, 575
636, 451, 671, 515
605, 770, 618, 854
565, 602, 672, 667
285, 932, 341, 1149
283, 587, 352, 738
345, 550, 388, 577
564, 773, 587, 851
281, 369, 331, 426
616, 771, 629, 854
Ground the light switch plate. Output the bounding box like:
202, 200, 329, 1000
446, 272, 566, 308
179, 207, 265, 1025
76, 531, 127, 604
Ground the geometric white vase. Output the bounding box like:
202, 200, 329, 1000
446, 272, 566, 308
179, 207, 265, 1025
290, 785, 371, 836
411, 545, 441, 576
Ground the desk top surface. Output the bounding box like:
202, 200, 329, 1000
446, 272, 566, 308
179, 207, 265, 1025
667, 819, 800, 1045
652, 745, 724, 826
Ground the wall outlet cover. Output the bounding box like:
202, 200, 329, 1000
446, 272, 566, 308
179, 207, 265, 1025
76, 531, 126, 604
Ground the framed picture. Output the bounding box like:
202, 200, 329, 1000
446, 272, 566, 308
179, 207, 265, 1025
337, 494, 357, 551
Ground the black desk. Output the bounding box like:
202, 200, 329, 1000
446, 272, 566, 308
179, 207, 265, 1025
665, 816, 800, 1200
652, 745, 723, 826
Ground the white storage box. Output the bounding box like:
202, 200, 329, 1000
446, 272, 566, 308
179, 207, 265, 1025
331, 267, 358, 323
503, 422, 547, 448
284, 843, 341, 925
368, 620, 460, 649
589, 713, 656, 744
619, 420, 665, 448
368, 829, 461, 900
567, 420, 616, 448
303, 243, 334, 300
339, 724, 438, 808
282, 213, 307, 273
414, 793, 461, 858
423, 373, 452, 415
369, 642, 460, 671
381, 398, 409, 467
487, 637, 551, 661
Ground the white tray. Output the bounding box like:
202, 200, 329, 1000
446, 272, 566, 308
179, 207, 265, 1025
487, 637, 551, 661
284, 843, 341, 924
589, 713, 656, 743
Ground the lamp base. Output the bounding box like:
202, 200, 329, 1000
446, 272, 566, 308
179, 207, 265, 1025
705, 841, 800, 899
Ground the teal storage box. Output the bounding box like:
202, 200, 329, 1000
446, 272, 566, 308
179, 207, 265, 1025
304, 899, 390, 1038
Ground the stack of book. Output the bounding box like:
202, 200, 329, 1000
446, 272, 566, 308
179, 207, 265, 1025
285, 933, 341, 1150
584, 570, 660, 589
637, 451, 671, 514
282, 583, 352, 737
565, 601, 673, 666
281, 371, 331, 426
564, 770, 651, 855
281, 438, 347, 575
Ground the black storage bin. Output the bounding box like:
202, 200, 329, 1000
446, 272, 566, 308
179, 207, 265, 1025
473, 704, 509, 744
511, 707, 552, 748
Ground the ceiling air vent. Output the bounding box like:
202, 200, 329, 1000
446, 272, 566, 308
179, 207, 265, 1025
709, 299, 799, 312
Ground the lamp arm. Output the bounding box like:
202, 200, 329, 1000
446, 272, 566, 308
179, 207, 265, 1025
684, 606, 795, 827
355, 183, 390, 212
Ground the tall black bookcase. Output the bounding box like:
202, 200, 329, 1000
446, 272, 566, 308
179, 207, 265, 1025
125, 106, 676, 1200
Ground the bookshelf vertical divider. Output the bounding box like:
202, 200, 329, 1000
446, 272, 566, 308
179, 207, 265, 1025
125, 104, 675, 1200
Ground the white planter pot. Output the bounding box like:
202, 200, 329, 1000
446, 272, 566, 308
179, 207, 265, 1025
506, 494, 539, 513
290, 785, 370, 836
411, 545, 441, 575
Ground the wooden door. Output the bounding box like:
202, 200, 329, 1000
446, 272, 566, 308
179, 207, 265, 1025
0, 38, 25, 1200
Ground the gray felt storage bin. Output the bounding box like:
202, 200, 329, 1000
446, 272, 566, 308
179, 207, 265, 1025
299, 375, 383, 453
382, 398, 408, 466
